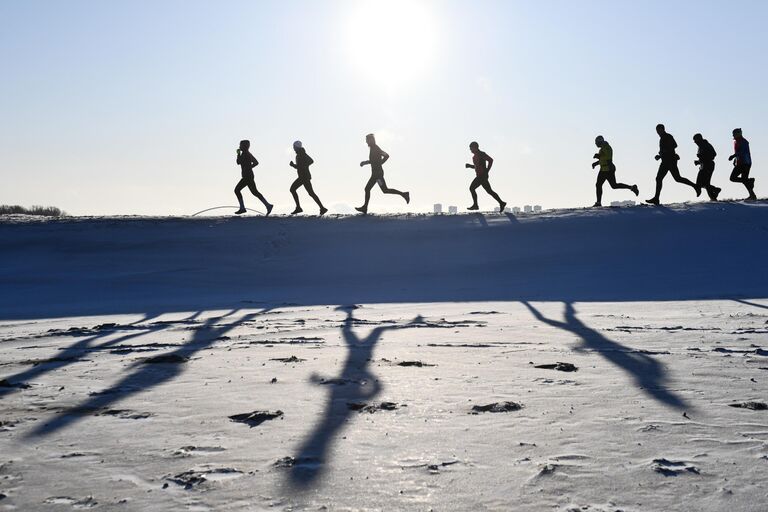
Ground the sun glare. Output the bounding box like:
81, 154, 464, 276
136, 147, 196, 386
345, 0, 438, 89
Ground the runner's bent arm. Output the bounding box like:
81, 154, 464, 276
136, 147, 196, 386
380, 151, 389, 165
485, 154, 493, 172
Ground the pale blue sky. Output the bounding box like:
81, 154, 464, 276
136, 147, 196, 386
2, 0, 766, 215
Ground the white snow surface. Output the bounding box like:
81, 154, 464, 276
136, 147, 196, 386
1, 202, 768, 511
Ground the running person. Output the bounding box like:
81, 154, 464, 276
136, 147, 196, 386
693, 133, 721, 201
466, 141, 506, 212
646, 124, 698, 205
289, 141, 327, 216
728, 128, 756, 200
235, 139, 273, 215
591, 135, 638, 207
356, 133, 410, 214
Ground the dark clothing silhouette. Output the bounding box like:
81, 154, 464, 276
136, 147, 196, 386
653, 160, 697, 197
592, 141, 636, 206
697, 162, 720, 200
734, 138, 752, 166
289, 148, 326, 215
235, 149, 271, 214
647, 131, 697, 204
596, 171, 635, 204
695, 138, 720, 201
467, 149, 505, 211
659, 132, 678, 159
357, 142, 409, 214
697, 139, 717, 163
237, 150, 258, 177
730, 138, 756, 199
293, 148, 314, 180
368, 144, 387, 176
730, 163, 754, 196
361, 174, 409, 215
469, 176, 504, 208
471, 150, 492, 176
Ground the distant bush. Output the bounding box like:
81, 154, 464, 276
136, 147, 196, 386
0, 205, 67, 217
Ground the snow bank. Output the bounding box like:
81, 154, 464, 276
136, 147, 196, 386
1, 201, 767, 320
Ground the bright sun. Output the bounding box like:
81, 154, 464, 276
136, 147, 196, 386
345, 0, 438, 89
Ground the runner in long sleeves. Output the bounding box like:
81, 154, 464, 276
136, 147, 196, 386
728, 128, 756, 200
591, 135, 638, 207
646, 124, 698, 205
235, 140, 273, 215
693, 133, 721, 201
289, 141, 327, 216
355, 134, 410, 215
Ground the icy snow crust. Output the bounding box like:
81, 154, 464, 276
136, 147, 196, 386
0, 202, 767, 510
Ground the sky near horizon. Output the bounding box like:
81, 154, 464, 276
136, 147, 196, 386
1, 0, 767, 215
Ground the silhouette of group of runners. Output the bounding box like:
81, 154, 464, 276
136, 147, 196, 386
594, 125, 756, 207
233, 127, 756, 215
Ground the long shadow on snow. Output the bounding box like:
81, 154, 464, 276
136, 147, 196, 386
288, 306, 421, 488
0, 312, 180, 399
522, 301, 688, 410
733, 298, 768, 311
24, 308, 270, 439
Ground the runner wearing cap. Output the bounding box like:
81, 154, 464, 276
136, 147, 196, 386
289, 140, 327, 215
728, 128, 756, 200
591, 135, 638, 207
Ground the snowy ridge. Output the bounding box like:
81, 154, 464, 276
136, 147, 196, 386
1, 201, 767, 320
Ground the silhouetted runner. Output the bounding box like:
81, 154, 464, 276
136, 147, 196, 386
356, 134, 409, 214
646, 124, 698, 205
289, 141, 327, 216
693, 133, 721, 201
728, 128, 756, 200
591, 135, 638, 207
235, 140, 273, 215
466, 141, 506, 212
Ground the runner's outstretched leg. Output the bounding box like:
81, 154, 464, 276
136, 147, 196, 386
480, 180, 504, 210
234, 179, 247, 213
290, 179, 303, 214
468, 177, 481, 209
304, 180, 327, 214
647, 164, 666, 204
357, 175, 377, 213
607, 173, 633, 192
247, 180, 273, 215
378, 178, 408, 202
595, 174, 605, 206
669, 163, 698, 193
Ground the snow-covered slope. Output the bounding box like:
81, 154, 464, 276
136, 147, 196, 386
1, 202, 767, 511
1, 201, 767, 320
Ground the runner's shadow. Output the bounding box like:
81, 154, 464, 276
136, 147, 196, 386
24, 307, 272, 438
0, 312, 178, 400
522, 301, 688, 410
472, 213, 489, 227
288, 306, 420, 489
733, 298, 768, 311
